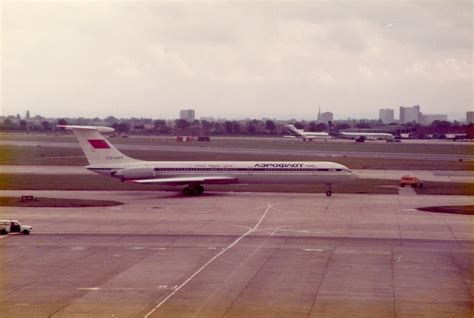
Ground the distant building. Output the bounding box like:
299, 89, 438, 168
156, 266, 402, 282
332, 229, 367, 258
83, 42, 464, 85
180, 109, 195, 121
379, 108, 394, 124
467, 111, 474, 124
317, 107, 333, 122
399, 105, 421, 124
421, 114, 448, 125
200, 116, 216, 122
26, 110, 30, 119
320, 112, 333, 122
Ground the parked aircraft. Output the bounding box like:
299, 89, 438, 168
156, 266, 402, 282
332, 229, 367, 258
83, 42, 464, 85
59, 125, 357, 196
445, 133, 469, 141
328, 121, 396, 142
284, 124, 330, 141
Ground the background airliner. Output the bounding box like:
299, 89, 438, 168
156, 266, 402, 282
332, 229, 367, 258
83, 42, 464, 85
59, 125, 357, 196
284, 124, 330, 141
328, 121, 396, 142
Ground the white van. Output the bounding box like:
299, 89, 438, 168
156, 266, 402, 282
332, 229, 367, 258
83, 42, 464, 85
0, 220, 32, 235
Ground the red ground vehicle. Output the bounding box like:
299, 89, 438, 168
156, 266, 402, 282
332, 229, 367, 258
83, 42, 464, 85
400, 175, 423, 188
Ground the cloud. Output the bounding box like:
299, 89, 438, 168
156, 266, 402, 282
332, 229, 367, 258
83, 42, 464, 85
2, 1, 472, 119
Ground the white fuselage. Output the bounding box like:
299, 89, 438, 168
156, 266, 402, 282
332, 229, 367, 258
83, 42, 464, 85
58, 124, 357, 195
297, 132, 330, 139
285, 125, 330, 140
88, 161, 356, 185
339, 132, 394, 140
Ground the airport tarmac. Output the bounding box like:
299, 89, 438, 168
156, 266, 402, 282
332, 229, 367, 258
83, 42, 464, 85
1, 140, 472, 161
2, 165, 473, 183
0, 190, 472, 318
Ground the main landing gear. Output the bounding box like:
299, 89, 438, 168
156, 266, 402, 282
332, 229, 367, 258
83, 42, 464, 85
182, 185, 204, 196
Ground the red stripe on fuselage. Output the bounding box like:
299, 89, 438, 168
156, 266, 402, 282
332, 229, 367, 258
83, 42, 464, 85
88, 139, 110, 149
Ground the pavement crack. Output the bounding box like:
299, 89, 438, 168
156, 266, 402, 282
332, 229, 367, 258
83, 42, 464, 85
143, 202, 273, 318
221, 236, 288, 318
307, 245, 335, 317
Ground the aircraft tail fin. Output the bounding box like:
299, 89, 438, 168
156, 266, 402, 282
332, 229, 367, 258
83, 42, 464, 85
57, 125, 138, 165
285, 124, 301, 135
327, 121, 334, 131
327, 121, 339, 137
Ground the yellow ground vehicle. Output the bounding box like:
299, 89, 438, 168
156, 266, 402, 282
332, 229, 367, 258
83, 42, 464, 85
400, 175, 423, 188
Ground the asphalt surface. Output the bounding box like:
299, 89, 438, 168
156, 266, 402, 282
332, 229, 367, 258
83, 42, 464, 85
0, 190, 472, 318
1, 139, 472, 161
2, 165, 473, 183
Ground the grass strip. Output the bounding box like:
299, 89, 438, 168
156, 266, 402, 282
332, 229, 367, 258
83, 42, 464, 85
415, 181, 474, 195
1, 173, 472, 195
1, 132, 472, 155
0, 196, 123, 207
1, 145, 471, 170
0, 173, 397, 194
417, 205, 474, 215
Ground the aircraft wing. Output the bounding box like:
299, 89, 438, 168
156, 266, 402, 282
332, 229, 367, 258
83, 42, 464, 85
126, 176, 238, 186
57, 125, 115, 133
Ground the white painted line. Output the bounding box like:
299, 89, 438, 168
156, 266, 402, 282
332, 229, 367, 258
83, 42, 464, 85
273, 228, 319, 235
227, 224, 253, 231
112, 254, 121, 257
114, 286, 172, 290
143, 226, 253, 318
71, 247, 85, 250
130, 247, 145, 250
14, 303, 30, 306
398, 187, 417, 196
303, 248, 324, 252
397, 255, 402, 263
208, 247, 217, 250
78, 286, 176, 291
150, 247, 167, 251
143, 203, 273, 318
252, 202, 272, 231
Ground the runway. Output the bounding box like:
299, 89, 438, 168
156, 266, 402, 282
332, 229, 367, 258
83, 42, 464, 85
0, 190, 472, 318
1, 139, 472, 161
2, 165, 473, 183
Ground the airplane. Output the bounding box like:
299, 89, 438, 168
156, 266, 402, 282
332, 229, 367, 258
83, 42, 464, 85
284, 124, 330, 141
58, 125, 357, 197
445, 133, 469, 141
327, 121, 396, 142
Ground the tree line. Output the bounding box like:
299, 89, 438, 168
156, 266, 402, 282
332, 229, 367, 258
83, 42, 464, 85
0, 115, 470, 138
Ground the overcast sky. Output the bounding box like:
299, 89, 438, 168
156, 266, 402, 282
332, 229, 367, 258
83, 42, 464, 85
1, 1, 472, 120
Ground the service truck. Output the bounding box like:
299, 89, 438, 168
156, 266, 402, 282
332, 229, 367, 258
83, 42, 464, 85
0, 220, 32, 235
400, 175, 423, 188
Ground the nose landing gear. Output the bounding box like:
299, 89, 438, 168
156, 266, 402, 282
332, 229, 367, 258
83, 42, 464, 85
325, 184, 333, 197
